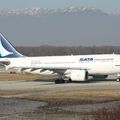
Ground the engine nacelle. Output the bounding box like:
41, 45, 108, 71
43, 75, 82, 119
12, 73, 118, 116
70, 70, 88, 81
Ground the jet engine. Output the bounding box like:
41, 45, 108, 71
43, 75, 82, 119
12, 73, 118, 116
70, 70, 88, 81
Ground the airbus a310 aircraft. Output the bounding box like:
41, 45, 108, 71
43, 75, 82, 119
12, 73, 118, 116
0, 33, 120, 83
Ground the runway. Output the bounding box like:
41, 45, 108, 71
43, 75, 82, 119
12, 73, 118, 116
0, 75, 119, 93
0, 74, 120, 120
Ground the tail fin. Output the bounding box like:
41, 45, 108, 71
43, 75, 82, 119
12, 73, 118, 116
0, 33, 24, 58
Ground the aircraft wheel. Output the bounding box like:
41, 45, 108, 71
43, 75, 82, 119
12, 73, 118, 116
68, 78, 72, 82
116, 78, 120, 82
55, 79, 65, 84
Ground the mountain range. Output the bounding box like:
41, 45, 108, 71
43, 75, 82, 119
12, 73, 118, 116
0, 7, 110, 16
0, 7, 120, 46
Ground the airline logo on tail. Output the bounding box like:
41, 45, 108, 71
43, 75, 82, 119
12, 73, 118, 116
0, 39, 13, 57
0, 33, 24, 58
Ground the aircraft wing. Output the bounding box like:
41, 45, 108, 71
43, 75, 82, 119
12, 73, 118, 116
20, 67, 66, 75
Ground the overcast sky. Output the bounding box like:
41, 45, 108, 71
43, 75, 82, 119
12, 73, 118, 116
0, 0, 120, 13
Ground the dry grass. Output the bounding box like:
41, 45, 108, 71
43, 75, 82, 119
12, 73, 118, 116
22, 89, 120, 106
0, 72, 49, 81
91, 107, 120, 120
0, 73, 120, 105
0, 74, 120, 111
1, 73, 120, 120
0, 90, 27, 96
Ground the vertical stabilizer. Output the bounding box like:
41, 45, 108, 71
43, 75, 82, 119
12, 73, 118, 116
0, 33, 24, 58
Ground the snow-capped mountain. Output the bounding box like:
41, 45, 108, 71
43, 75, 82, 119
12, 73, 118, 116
0, 7, 120, 46
0, 7, 109, 16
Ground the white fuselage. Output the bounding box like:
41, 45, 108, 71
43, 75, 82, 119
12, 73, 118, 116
3, 54, 120, 75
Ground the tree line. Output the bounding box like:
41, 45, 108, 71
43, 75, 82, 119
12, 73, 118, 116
16, 46, 120, 56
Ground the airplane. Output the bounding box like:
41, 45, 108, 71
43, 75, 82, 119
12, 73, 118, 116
0, 33, 120, 83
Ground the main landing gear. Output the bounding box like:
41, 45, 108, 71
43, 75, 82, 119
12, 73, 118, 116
117, 73, 120, 82
55, 79, 65, 84
117, 78, 120, 82
54, 77, 72, 84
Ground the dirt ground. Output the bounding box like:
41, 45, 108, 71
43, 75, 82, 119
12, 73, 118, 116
0, 73, 120, 120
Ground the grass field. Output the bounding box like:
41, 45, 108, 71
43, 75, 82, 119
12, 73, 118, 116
23, 89, 120, 106
0, 72, 120, 120
0, 73, 120, 104
0, 72, 48, 81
